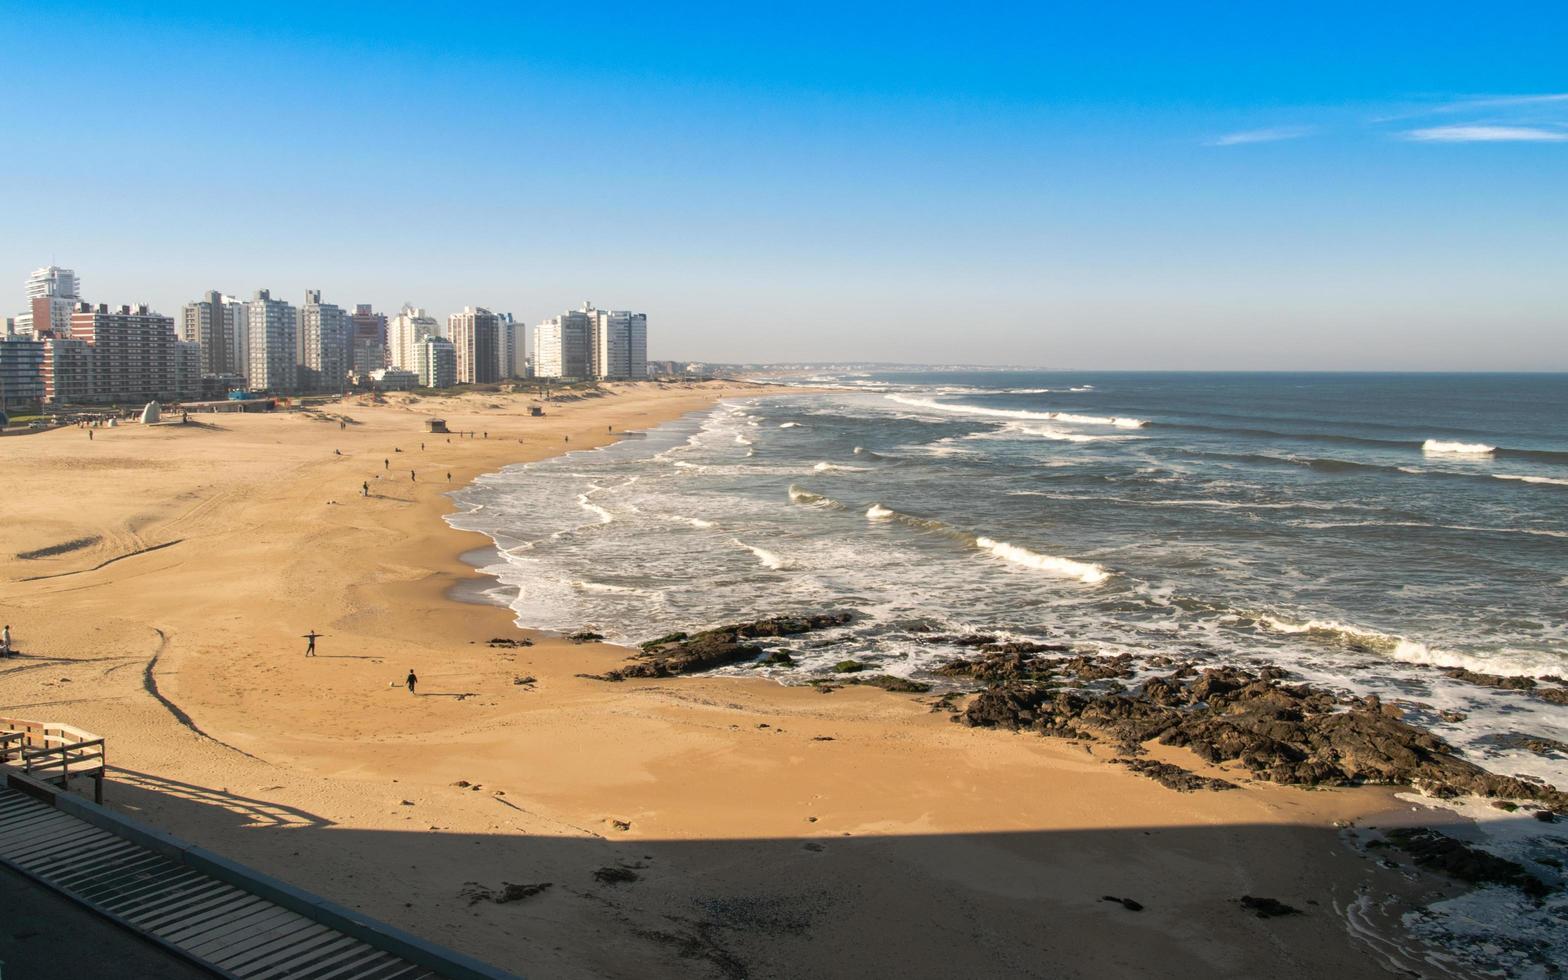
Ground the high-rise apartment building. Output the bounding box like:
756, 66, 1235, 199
593, 310, 648, 380
246, 289, 297, 393
350, 304, 388, 375
532, 303, 595, 379
19, 265, 80, 337
534, 302, 647, 380
497, 313, 526, 378
298, 289, 351, 392
448, 306, 501, 384
41, 337, 92, 404
387, 304, 439, 372
180, 291, 247, 377
414, 335, 457, 388
70, 303, 192, 403
0, 332, 45, 409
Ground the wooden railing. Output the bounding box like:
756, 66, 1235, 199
0, 717, 106, 803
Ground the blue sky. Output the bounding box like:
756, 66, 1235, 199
2, 2, 1564, 368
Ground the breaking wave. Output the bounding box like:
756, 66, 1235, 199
1423, 440, 1496, 457
731, 538, 787, 570
1495, 473, 1568, 487
1258, 617, 1565, 678
788, 485, 843, 509
974, 536, 1110, 585
813, 461, 870, 472
885, 394, 1147, 428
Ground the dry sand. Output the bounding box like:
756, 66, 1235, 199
1, 382, 1452, 978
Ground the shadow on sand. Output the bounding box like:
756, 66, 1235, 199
73, 771, 1509, 980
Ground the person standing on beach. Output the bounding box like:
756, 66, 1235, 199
361, 481, 369, 497
1, 624, 10, 657
384, 458, 389, 469
88, 429, 93, 441
303, 630, 322, 656
411, 470, 416, 482
406, 669, 418, 694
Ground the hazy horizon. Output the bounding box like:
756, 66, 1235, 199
3, 3, 1565, 370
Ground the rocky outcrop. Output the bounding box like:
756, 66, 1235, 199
948, 652, 1568, 810
590, 613, 854, 681
1379, 828, 1552, 900
1111, 758, 1235, 792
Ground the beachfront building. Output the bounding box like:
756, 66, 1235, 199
41, 336, 92, 404
593, 309, 648, 380
350, 304, 387, 374
388, 305, 439, 372
414, 335, 457, 388
532, 303, 594, 379
70, 303, 194, 403
246, 289, 298, 393
369, 367, 418, 391
498, 313, 526, 378
298, 290, 352, 393
17, 265, 80, 338
0, 331, 45, 410
448, 306, 501, 384
180, 291, 248, 378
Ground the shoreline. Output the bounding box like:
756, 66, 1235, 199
0, 380, 1496, 978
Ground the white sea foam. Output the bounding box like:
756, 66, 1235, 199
812, 461, 869, 472
681, 516, 716, 529
1495, 473, 1568, 487
735, 434, 753, 446
885, 393, 1146, 428
731, 538, 787, 570
779, 422, 802, 428
866, 503, 895, 519
576, 493, 613, 524
1259, 616, 1566, 678
572, 579, 647, 595
788, 485, 842, 509
1422, 439, 1495, 456
973, 536, 1110, 584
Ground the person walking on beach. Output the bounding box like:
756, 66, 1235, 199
88, 429, 93, 441
411, 470, 416, 482
1, 624, 11, 657
446, 471, 451, 482
406, 669, 418, 694
383, 458, 389, 470
303, 630, 322, 657
361, 481, 369, 497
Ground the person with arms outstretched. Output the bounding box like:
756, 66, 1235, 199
303, 630, 322, 656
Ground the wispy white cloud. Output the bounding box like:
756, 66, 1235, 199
1401, 125, 1568, 143
1439, 93, 1568, 112
1207, 125, 1315, 147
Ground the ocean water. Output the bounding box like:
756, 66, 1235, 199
446, 372, 1568, 790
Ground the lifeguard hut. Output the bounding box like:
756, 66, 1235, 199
424, 417, 449, 433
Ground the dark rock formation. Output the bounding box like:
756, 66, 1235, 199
817, 674, 930, 693
592, 613, 853, 681
1380, 828, 1551, 900
1111, 758, 1235, 792
947, 651, 1568, 810
568, 631, 605, 644
1477, 733, 1568, 759
1238, 896, 1301, 918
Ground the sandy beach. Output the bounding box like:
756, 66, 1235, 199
1, 382, 1462, 978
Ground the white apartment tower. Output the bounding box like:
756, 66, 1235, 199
298, 289, 351, 392
246, 289, 298, 392
414, 335, 457, 388
19, 265, 80, 337
447, 306, 501, 384
532, 302, 595, 379
387, 304, 439, 371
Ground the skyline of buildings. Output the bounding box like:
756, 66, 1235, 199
1, 265, 652, 409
